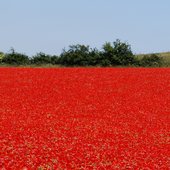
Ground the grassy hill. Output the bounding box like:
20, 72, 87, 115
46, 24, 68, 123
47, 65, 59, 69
159, 52, 170, 66
136, 52, 170, 67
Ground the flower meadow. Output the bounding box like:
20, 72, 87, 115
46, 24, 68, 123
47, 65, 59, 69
0, 68, 170, 170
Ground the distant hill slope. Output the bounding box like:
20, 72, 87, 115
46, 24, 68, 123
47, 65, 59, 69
158, 52, 170, 64
136, 52, 170, 66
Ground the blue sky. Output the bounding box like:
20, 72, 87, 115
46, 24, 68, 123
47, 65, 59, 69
0, 0, 170, 56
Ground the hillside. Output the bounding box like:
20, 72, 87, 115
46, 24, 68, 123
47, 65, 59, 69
159, 52, 170, 66
136, 52, 170, 66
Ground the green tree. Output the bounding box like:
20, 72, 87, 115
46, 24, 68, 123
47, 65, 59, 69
2, 48, 30, 65
140, 54, 163, 67
113, 39, 136, 65
102, 39, 136, 66
85, 48, 102, 66
31, 52, 52, 65
102, 42, 118, 65
59, 44, 92, 66
51, 55, 59, 65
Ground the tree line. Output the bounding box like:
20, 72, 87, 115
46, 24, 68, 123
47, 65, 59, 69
0, 39, 163, 67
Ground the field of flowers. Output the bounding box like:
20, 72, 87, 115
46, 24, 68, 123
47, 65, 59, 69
0, 68, 170, 169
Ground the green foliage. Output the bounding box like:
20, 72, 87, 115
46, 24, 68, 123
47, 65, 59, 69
113, 39, 136, 65
140, 54, 163, 67
58, 40, 137, 67
102, 42, 118, 65
31, 52, 53, 65
59, 45, 93, 66
0, 52, 4, 58
0, 52, 4, 63
51, 55, 59, 65
2, 49, 29, 65
88, 48, 102, 66
0, 40, 168, 67
100, 59, 112, 67
102, 40, 137, 66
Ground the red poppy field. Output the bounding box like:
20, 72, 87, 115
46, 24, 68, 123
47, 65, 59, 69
0, 68, 170, 169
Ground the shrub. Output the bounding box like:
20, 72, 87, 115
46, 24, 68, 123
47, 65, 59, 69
140, 54, 163, 67
59, 45, 92, 66
51, 55, 59, 65
113, 39, 137, 65
102, 42, 119, 65
31, 52, 52, 65
2, 49, 30, 65
102, 40, 137, 66
86, 48, 102, 66
100, 59, 112, 66
0, 52, 4, 63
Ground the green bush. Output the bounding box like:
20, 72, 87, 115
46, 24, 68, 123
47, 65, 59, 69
58, 40, 137, 67
113, 40, 137, 65
140, 54, 163, 67
2, 49, 30, 65
102, 40, 137, 66
59, 45, 92, 66
102, 42, 119, 65
88, 48, 102, 66
31, 52, 53, 65
0, 52, 4, 63
1, 40, 166, 67
100, 59, 111, 66
51, 55, 59, 65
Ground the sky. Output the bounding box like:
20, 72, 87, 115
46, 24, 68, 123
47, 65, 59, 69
0, 0, 170, 56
